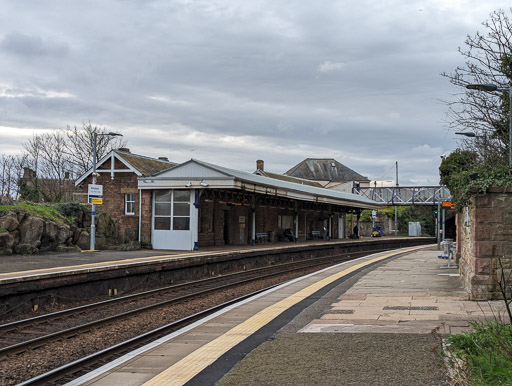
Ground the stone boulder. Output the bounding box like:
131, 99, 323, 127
76, 231, 90, 250
0, 211, 19, 232
19, 216, 44, 249
40, 221, 60, 251
0, 232, 14, 255
14, 243, 37, 255
57, 225, 71, 245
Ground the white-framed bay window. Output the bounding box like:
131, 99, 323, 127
152, 189, 196, 250
154, 190, 190, 230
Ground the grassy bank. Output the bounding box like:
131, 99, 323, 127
445, 321, 512, 384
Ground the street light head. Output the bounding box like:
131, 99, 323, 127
107, 132, 123, 136
455, 131, 477, 137
466, 83, 499, 92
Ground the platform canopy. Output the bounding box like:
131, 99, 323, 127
138, 159, 381, 210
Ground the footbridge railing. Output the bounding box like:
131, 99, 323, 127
353, 186, 451, 205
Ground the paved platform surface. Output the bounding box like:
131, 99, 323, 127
70, 246, 507, 386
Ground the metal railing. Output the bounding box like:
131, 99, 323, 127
353, 186, 451, 205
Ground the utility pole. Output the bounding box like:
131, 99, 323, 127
394, 161, 398, 236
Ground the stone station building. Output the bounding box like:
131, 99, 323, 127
76, 151, 380, 251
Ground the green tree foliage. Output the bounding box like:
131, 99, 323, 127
440, 149, 512, 209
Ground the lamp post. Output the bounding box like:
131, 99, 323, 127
465, 83, 512, 165
455, 131, 488, 159
90, 131, 123, 251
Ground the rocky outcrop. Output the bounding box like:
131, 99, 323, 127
0, 207, 126, 255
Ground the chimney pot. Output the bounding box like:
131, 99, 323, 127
256, 159, 264, 171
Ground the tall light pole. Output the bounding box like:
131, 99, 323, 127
465, 83, 512, 165
90, 131, 123, 251
455, 131, 488, 159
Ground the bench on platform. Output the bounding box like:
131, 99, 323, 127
256, 232, 269, 244
311, 230, 321, 240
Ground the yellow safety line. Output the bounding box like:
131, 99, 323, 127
143, 245, 428, 386
0, 252, 200, 279
0, 242, 311, 279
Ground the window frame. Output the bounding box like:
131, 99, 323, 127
125, 193, 136, 216
153, 189, 191, 231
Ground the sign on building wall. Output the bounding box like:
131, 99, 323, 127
88, 184, 103, 204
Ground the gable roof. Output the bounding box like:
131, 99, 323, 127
141, 158, 380, 209
285, 158, 370, 183
75, 149, 176, 186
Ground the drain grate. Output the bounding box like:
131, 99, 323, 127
329, 309, 355, 314
383, 306, 439, 311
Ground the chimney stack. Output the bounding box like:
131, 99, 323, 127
256, 160, 264, 171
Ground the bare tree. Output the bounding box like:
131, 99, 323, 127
442, 8, 512, 165
17, 122, 127, 202
63, 122, 126, 176
0, 153, 32, 200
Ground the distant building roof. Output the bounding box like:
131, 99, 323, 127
285, 158, 369, 183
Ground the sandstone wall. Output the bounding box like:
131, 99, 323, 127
459, 187, 512, 300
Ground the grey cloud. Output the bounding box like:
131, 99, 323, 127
0, 32, 69, 58
0, 0, 506, 185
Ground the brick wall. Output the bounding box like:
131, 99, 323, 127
79, 171, 140, 244
197, 197, 342, 246
459, 187, 512, 300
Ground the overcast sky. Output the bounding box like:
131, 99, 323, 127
0, 1, 508, 185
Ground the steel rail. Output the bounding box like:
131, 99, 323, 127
0, 250, 366, 357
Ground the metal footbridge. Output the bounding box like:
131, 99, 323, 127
353, 186, 451, 206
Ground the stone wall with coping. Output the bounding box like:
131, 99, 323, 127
459, 187, 512, 300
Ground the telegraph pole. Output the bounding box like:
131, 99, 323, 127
394, 161, 398, 236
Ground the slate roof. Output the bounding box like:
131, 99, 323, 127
254, 170, 324, 188
147, 158, 380, 209
285, 158, 369, 183
115, 150, 176, 176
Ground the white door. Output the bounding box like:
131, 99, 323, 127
152, 189, 197, 250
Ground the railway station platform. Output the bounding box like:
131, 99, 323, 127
0, 237, 410, 278
69, 246, 506, 386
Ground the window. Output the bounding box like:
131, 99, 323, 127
154, 190, 190, 231
278, 215, 294, 230
125, 193, 135, 215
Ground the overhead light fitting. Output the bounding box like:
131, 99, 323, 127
185, 182, 192, 187
200, 181, 209, 187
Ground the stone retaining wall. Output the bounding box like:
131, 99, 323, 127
459, 187, 512, 300
0, 209, 122, 255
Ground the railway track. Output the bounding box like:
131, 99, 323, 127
3, 249, 384, 385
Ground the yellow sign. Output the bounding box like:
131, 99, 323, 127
89, 197, 103, 204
